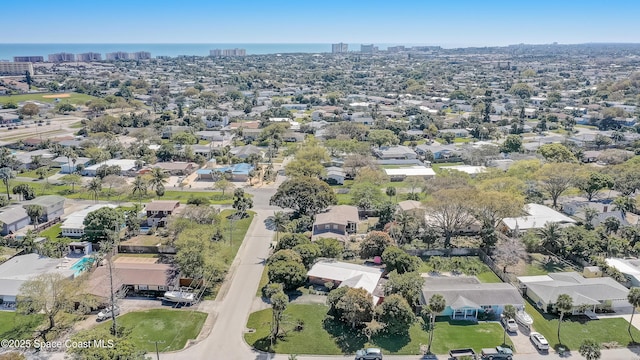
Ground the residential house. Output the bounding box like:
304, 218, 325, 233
420, 276, 524, 320
397, 200, 425, 217
312, 205, 359, 242
0, 253, 74, 306
86, 262, 179, 300
415, 143, 459, 160
53, 156, 91, 173
283, 132, 305, 142
82, 159, 139, 177
151, 162, 198, 176
562, 199, 628, 228
324, 167, 346, 185
61, 204, 117, 238
438, 129, 469, 138
307, 260, 384, 305
146, 200, 180, 227
605, 258, 640, 288
0, 205, 30, 236
373, 145, 417, 160
209, 163, 254, 182
23, 195, 65, 223
518, 272, 631, 314
500, 203, 576, 235
384, 166, 436, 181
241, 128, 262, 141
230, 145, 264, 159
439, 165, 487, 176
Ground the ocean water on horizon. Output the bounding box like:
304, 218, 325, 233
0, 43, 407, 60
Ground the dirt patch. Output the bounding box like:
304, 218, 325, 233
114, 256, 158, 264
42, 93, 71, 98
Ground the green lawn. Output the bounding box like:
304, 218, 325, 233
18, 168, 59, 179
39, 223, 62, 240
527, 302, 640, 350
95, 309, 207, 352
431, 162, 465, 173
523, 253, 574, 276
256, 265, 270, 297
245, 304, 511, 355
0, 92, 97, 105
419, 256, 501, 283
0, 312, 45, 340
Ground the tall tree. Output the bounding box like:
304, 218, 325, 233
60, 174, 82, 192
269, 289, 289, 346
270, 177, 337, 217
502, 304, 517, 345
374, 294, 415, 334
336, 287, 374, 329
538, 222, 563, 253
86, 178, 102, 202
232, 188, 253, 218
384, 271, 424, 308
271, 211, 289, 243
627, 287, 640, 340
426, 294, 446, 354
131, 176, 147, 205
385, 186, 397, 202
0, 167, 14, 200
149, 167, 169, 196
214, 178, 234, 196
82, 207, 124, 243
556, 294, 573, 345
25, 204, 44, 229
427, 188, 475, 247
536, 163, 577, 209
575, 172, 614, 201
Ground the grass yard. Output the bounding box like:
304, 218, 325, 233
527, 302, 640, 350
245, 304, 511, 355
522, 253, 574, 276
0, 92, 97, 105
95, 309, 207, 352
256, 265, 269, 297
17, 168, 59, 179
0, 312, 45, 340
431, 162, 465, 173
419, 256, 502, 283
39, 223, 62, 240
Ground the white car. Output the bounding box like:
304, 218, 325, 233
530, 331, 549, 351
501, 317, 518, 333
97, 305, 120, 321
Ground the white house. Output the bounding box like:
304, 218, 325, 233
500, 203, 576, 234
81, 159, 139, 177
61, 204, 117, 238
307, 260, 384, 305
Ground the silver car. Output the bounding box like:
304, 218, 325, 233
97, 305, 120, 321
356, 348, 383, 360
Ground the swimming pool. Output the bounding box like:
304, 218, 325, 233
71, 257, 94, 276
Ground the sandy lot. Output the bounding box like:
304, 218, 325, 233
42, 93, 71, 98
114, 256, 158, 264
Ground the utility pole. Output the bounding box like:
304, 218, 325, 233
228, 213, 235, 246
148, 340, 165, 360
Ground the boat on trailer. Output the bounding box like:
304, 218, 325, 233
515, 309, 533, 327
162, 289, 197, 304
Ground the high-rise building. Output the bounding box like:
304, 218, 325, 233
105, 52, 129, 61
209, 49, 222, 56
360, 44, 377, 53
48, 52, 76, 62
211, 48, 246, 56
0, 62, 34, 76
129, 51, 151, 60
387, 46, 405, 53
13, 56, 44, 63
332, 43, 348, 54
76, 52, 102, 62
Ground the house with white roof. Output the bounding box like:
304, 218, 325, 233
384, 166, 435, 181
518, 272, 630, 314
61, 204, 117, 238
439, 165, 486, 175
605, 258, 640, 288
81, 159, 139, 177
307, 260, 384, 305
499, 203, 576, 235
0, 253, 74, 306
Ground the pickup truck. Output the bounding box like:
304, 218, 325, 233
480, 346, 513, 360
449, 348, 477, 359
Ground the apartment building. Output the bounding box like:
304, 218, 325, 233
0, 62, 34, 76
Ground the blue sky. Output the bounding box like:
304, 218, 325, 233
4, 0, 640, 46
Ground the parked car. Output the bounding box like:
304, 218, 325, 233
530, 331, 549, 351
97, 305, 120, 321
355, 348, 383, 360
501, 316, 518, 333
481, 346, 513, 360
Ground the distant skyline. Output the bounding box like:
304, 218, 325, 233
3, 0, 640, 46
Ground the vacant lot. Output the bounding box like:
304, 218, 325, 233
95, 309, 207, 352
0, 312, 44, 340
0, 92, 97, 105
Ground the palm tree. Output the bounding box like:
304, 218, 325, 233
394, 211, 416, 244
386, 186, 397, 202
583, 207, 599, 230
86, 178, 102, 203
579, 339, 601, 360
502, 304, 516, 345
0, 167, 14, 200
426, 294, 446, 354
25, 204, 44, 229
131, 176, 147, 206
21, 230, 37, 254
538, 222, 562, 253
604, 216, 621, 235
149, 168, 168, 196
614, 196, 636, 218
556, 294, 573, 345
271, 211, 288, 243
627, 287, 640, 341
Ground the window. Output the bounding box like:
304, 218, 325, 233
332, 224, 338, 230
325, 224, 330, 229
138, 285, 148, 291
